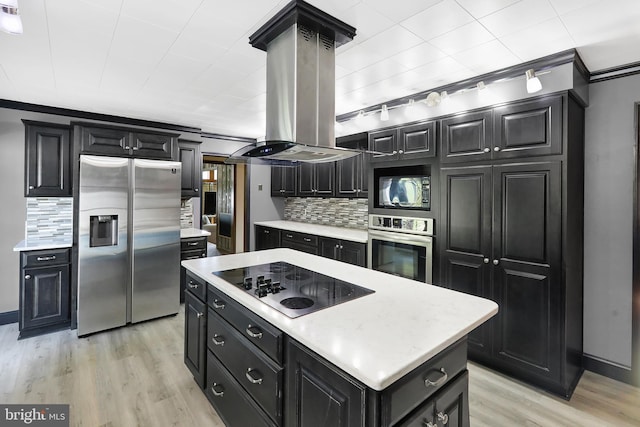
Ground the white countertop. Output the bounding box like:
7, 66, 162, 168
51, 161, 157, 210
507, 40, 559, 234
13, 238, 73, 252
180, 228, 211, 238
182, 249, 498, 391
254, 220, 368, 243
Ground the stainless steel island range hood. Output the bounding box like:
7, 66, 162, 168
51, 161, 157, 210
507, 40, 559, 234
228, 0, 360, 164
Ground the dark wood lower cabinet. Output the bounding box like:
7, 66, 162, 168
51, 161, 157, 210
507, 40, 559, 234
285, 339, 367, 427
19, 248, 71, 339
180, 237, 207, 303
184, 289, 207, 389
319, 237, 367, 267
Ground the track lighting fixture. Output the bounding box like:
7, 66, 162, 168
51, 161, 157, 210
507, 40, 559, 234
0, 0, 23, 34
380, 104, 389, 121
477, 81, 486, 90
356, 110, 365, 120
525, 69, 542, 93
440, 91, 449, 101
425, 92, 441, 107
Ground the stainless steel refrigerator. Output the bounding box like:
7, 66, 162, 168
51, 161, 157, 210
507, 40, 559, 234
77, 155, 181, 336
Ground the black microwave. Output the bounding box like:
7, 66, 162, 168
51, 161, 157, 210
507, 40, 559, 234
377, 175, 430, 210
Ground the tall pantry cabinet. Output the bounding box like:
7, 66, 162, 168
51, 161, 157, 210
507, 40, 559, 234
439, 93, 584, 398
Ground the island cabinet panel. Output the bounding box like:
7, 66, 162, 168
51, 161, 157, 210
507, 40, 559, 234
19, 248, 71, 338
256, 225, 282, 250
24, 122, 71, 197
440, 166, 493, 357
184, 270, 207, 389
285, 338, 367, 427
319, 237, 366, 267
271, 166, 296, 197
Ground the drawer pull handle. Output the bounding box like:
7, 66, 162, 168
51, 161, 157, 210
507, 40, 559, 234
188, 281, 198, 289
286, 234, 293, 238
211, 334, 225, 346
424, 368, 448, 388
187, 242, 198, 246
303, 238, 311, 242
212, 299, 226, 310
36, 255, 56, 261
437, 412, 449, 425
211, 383, 224, 397
246, 325, 263, 339
196, 312, 204, 318
422, 420, 437, 427
24, 274, 31, 280
245, 369, 263, 385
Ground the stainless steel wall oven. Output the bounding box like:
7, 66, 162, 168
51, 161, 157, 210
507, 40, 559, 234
367, 214, 434, 284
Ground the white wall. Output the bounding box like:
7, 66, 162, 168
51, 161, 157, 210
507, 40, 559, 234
584, 74, 640, 367
248, 164, 284, 251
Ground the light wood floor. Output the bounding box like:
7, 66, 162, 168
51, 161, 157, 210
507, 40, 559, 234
1, 308, 639, 427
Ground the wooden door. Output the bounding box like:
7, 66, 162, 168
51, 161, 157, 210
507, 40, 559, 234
24, 123, 71, 197
399, 120, 437, 159
492, 162, 562, 383
184, 291, 206, 388
22, 265, 70, 330
441, 111, 492, 163
440, 165, 493, 357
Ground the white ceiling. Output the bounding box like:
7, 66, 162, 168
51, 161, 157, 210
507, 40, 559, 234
1, 0, 640, 138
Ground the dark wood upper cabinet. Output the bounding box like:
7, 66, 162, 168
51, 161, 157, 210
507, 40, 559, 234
79, 125, 130, 156
335, 153, 368, 198
23, 121, 71, 197
296, 162, 334, 197
178, 140, 201, 198
77, 123, 178, 160
131, 132, 174, 159
441, 111, 493, 164
493, 96, 562, 159
369, 120, 436, 162
271, 166, 296, 197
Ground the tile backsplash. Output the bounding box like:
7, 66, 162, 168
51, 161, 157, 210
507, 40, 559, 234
181, 198, 193, 229
26, 197, 73, 241
284, 198, 368, 230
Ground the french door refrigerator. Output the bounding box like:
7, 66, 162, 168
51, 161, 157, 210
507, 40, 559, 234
77, 155, 181, 336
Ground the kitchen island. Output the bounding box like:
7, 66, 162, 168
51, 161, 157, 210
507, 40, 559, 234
182, 248, 497, 427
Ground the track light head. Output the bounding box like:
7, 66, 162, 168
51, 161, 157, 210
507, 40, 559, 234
525, 69, 542, 93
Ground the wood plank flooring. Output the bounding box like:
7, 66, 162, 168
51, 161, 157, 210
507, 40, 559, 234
1, 307, 639, 427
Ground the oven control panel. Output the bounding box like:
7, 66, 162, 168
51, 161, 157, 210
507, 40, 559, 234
368, 214, 434, 236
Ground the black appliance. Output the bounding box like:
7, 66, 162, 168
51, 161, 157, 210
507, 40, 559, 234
213, 262, 374, 318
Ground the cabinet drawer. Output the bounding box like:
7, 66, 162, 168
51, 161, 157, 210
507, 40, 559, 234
381, 338, 467, 426
208, 309, 283, 424
208, 284, 283, 363
185, 271, 206, 302
21, 248, 70, 268
281, 231, 318, 247
181, 248, 207, 260
181, 237, 207, 251
205, 350, 277, 427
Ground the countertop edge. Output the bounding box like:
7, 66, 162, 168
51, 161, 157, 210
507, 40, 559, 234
254, 220, 368, 243
13, 239, 73, 252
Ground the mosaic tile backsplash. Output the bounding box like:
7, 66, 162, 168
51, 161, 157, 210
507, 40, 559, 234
181, 198, 194, 229
284, 198, 368, 230
26, 197, 73, 241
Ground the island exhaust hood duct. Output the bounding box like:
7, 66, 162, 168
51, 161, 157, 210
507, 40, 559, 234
227, 0, 360, 165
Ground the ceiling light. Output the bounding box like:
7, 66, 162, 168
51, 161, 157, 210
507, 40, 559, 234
525, 69, 542, 93
477, 81, 486, 91
0, 0, 23, 34
380, 104, 389, 121
356, 110, 365, 120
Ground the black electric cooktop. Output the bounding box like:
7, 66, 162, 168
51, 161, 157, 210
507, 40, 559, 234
212, 262, 374, 318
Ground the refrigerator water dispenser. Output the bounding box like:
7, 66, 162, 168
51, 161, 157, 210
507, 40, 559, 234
90, 215, 118, 247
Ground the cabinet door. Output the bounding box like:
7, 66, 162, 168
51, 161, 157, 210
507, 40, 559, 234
80, 126, 131, 156
368, 129, 398, 162
21, 265, 70, 330
318, 237, 339, 260
256, 226, 281, 250
282, 240, 318, 255
492, 162, 562, 383
441, 111, 492, 163
131, 132, 174, 159
296, 163, 316, 196
493, 96, 562, 159
358, 154, 369, 198
285, 339, 366, 427
314, 162, 335, 196
433, 371, 469, 427
184, 291, 207, 388
399, 120, 437, 159
339, 241, 367, 267
335, 155, 359, 197
178, 140, 201, 197
271, 166, 296, 197
24, 123, 71, 197
440, 166, 493, 357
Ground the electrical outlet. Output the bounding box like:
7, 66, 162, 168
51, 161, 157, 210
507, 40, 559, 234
258, 184, 263, 191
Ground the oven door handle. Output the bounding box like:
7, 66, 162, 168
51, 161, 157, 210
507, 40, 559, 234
368, 229, 432, 246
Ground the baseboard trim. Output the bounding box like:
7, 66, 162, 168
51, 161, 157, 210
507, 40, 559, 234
0, 310, 18, 325
583, 354, 634, 385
